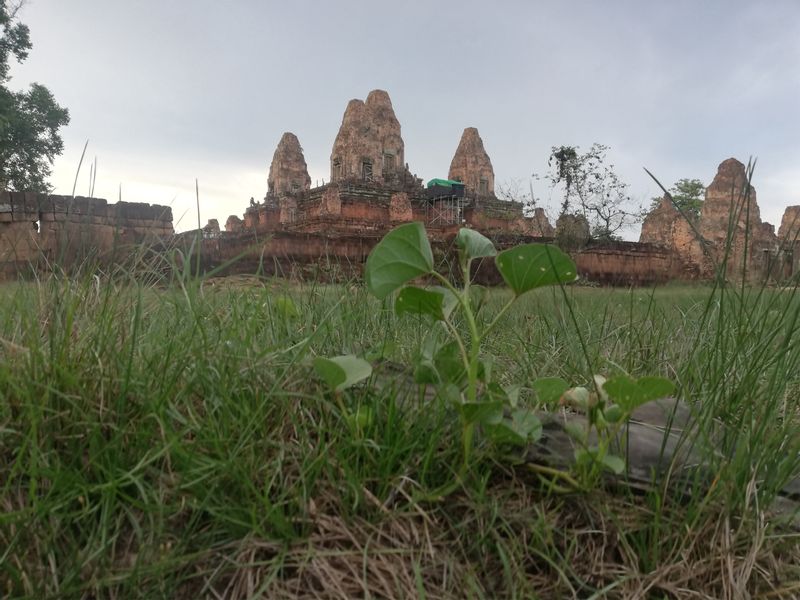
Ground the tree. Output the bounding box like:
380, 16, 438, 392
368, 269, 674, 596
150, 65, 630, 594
540, 144, 643, 242
496, 177, 542, 217
650, 178, 704, 221
0, 1, 69, 192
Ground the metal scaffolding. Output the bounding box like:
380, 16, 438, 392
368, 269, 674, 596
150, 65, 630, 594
424, 195, 466, 226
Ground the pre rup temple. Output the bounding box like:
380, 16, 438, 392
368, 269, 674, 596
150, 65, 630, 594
2, 89, 799, 285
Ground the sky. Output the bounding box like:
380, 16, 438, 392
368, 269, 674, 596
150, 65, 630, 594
8, 0, 800, 237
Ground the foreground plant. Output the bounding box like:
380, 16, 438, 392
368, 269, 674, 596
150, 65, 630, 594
535, 374, 676, 489
363, 222, 578, 475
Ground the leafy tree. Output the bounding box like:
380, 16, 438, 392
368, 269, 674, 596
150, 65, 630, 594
540, 143, 643, 242
650, 178, 705, 221
0, 1, 69, 192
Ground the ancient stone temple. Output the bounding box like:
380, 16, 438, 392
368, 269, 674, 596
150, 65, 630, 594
640, 158, 781, 281
266, 132, 311, 199
330, 90, 408, 185
448, 127, 495, 197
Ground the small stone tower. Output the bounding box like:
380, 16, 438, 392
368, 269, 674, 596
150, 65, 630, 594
266, 132, 311, 199
448, 127, 495, 197
330, 90, 406, 184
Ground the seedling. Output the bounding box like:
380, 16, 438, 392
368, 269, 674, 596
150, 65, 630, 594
364, 222, 577, 476
536, 374, 675, 488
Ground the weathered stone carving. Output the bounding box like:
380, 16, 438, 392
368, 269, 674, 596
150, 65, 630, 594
448, 127, 495, 197
267, 132, 311, 198
330, 90, 406, 185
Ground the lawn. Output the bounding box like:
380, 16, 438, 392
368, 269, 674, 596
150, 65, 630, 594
2, 271, 800, 598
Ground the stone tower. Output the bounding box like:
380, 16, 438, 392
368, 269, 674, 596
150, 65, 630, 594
448, 127, 495, 197
266, 132, 311, 199
698, 158, 776, 278
330, 90, 406, 184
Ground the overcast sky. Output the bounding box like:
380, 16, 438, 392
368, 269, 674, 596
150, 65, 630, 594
8, 0, 800, 236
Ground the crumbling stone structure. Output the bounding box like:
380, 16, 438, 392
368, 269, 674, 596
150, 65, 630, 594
266, 132, 311, 199
0, 191, 173, 278
225, 215, 244, 233
448, 127, 495, 197
554, 213, 591, 251
640, 158, 786, 282
203, 219, 221, 238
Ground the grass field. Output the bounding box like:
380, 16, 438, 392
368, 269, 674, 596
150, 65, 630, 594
2, 271, 800, 598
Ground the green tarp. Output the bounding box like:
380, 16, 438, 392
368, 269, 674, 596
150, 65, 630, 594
426, 178, 462, 188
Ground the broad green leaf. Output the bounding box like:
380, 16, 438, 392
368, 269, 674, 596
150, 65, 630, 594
575, 447, 595, 467
484, 382, 521, 407
456, 228, 497, 260
395, 286, 445, 320
511, 408, 542, 442
565, 422, 586, 443
504, 384, 522, 408
637, 376, 676, 401
436, 383, 462, 404
434, 341, 466, 384
313, 355, 372, 392
365, 222, 434, 299
495, 244, 577, 296
485, 382, 506, 403
430, 285, 460, 319
274, 296, 299, 319
532, 377, 569, 405
460, 400, 503, 425
601, 454, 625, 475
603, 375, 675, 412
485, 409, 542, 446
413, 360, 440, 384
603, 404, 624, 423
601, 376, 642, 411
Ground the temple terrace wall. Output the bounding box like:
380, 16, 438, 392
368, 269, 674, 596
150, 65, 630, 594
0, 191, 173, 277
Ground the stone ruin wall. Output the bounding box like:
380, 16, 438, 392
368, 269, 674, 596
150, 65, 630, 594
575, 242, 680, 286
0, 191, 173, 278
